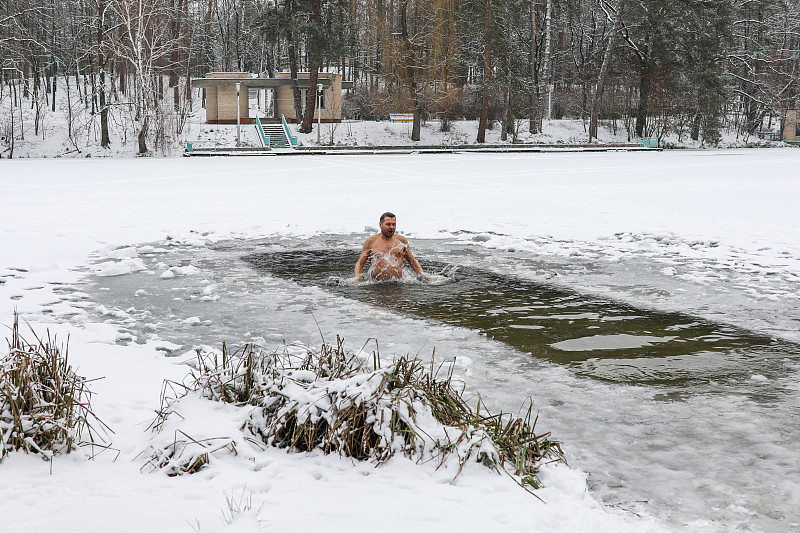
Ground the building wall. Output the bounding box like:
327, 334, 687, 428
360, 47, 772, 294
205, 72, 250, 125
782, 109, 800, 142
275, 72, 343, 123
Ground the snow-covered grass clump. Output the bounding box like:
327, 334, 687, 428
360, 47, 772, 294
144, 338, 564, 488
0, 313, 110, 460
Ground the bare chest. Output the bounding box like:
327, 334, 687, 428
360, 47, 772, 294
369, 239, 406, 260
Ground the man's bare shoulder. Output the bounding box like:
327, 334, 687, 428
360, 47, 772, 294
396, 234, 409, 244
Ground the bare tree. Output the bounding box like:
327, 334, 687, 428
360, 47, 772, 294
589, 0, 621, 142
111, 0, 187, 154
98, 0, 110, 147
299, 0, 323, 134
477, 0, 492, 143
528, 0, 538, 133
534, 0, 552, 133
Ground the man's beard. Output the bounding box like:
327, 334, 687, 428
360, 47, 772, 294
382, 228, 394, 238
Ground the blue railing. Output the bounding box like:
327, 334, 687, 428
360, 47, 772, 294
639, 137, 659, 148
186, 140, 218, 152
281, 115, 299, 147
255, 117, 270, 148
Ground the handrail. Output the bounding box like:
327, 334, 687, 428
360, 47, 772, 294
281, 115, 299, 146
255, 116, 270, 148
186, 140, 218, 152
638, 137, 658, 148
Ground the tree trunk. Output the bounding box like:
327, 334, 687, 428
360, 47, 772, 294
535, 0, 552, 134
75, 65, 82, 102
120, 61, 127, 95
138, 115, 149, 154
65, 69, 75, 148
635, 61, 649, 138
170, 0, 180, 112
171, 74, 180, 112
410, 70, 421, 141
23, 63, 29, 98
99, 68, 110, 147
51, 63, 57, 113
691, 111, 701, 141
33, 58, 40, 111
400, 0, 421, 141
528, 0, 538, 134
9, 94, 14, 158
84, 71, 89, 109
184, 0, 192, 111
90, 70, 97, 114
300, 64, 320, 134
501, 90, 510, 141
410, 48, 421, 143
45, 63, 51, 98
477, 0, 492, 143
300, 0, 323, 134
288, 40, 304, 124
589, 11, 621, 142
110, 61, 117, 99
98, 0, 110, 148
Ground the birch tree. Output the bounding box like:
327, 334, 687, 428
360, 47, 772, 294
111, 0, 187, 153
533, 0, 552, 133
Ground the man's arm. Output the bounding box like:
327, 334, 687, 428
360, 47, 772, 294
403, 240, 430, 280
354, 238, 373, 280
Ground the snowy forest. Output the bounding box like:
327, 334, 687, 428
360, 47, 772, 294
1, 0, 799, 153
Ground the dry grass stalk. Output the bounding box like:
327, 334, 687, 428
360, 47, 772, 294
148, 337, 564, 488
143, 431, 238, 476
0, 312, 110, 461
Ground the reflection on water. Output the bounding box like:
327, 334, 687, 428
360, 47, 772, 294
242, 249, 794, 385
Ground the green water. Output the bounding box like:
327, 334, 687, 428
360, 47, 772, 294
243, 249, 790, 385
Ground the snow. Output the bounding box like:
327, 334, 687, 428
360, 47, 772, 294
92, 257, 148, 277
2, 82, 788, 159
1, 148, 799, 532
183, 111, 793, 153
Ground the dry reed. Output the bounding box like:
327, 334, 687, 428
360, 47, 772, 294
147, 337, 564, 488
0, 312, 110, 461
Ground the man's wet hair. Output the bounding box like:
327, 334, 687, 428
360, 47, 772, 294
380, 212, 396, 223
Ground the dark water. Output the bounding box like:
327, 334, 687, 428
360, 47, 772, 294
243, 249, 792, 386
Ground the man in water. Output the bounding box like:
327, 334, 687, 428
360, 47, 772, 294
354, 212, 429, 282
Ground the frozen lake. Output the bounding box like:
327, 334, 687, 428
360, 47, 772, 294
83, 232, 800, 531
3, 150, 799, 531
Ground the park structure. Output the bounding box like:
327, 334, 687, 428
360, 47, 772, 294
193, 72, 353, 125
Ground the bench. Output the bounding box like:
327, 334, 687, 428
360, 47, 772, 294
186, 140, 218, 152
639, 137, 658, 148
389, 113, 414, 123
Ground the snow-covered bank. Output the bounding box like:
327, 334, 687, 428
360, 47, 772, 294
1, 149, 799, 532
3, 76, 791, 158
1, 321, 637, 533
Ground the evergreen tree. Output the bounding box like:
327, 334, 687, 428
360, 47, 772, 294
678, 0, 734, 145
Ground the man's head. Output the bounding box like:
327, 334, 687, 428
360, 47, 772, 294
379, 212, 396, 238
